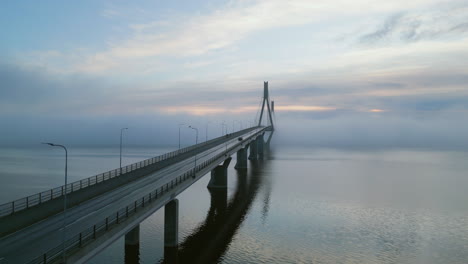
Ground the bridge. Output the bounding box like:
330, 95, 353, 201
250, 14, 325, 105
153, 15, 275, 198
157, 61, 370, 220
0, 82, 275, 264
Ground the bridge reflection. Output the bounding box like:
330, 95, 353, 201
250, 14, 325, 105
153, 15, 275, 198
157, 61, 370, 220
159, 134, 273, 264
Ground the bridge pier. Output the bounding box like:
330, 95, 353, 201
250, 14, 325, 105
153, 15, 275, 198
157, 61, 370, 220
257, 134, 264, 159
124, 225, 140, 264
234, 147, 247, 170
249, 140, 258, 160
207, 158, 231, 189
164, 199, 179, 263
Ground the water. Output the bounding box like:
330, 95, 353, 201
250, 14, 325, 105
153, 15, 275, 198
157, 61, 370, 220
0, 145, 467, 263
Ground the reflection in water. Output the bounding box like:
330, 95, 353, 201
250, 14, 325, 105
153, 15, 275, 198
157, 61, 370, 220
160, 136, 273, 264
261, 171, 272, 225
261, 132, 274, 224
124, 243, 140, 264
5, 142, 468, 263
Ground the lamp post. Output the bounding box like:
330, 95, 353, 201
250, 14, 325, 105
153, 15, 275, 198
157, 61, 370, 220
189, 126, 198, 144
42, 142, 68, 263
178, 123, 185, 149
189, 126, 198, 177
120, 128, 128, 174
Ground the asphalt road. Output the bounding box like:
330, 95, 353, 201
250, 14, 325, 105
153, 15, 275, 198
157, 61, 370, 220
0, 128, 262, 263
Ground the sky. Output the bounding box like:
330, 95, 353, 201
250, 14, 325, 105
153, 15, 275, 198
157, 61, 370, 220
1, 0, 468, 148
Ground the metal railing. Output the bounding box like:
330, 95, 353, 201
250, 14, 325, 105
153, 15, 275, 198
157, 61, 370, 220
25, 127, 264, 264
0, 126, 262, 218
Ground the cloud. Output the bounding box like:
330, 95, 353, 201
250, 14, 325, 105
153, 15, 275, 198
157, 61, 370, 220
3, 57, 468, 119
275, 105, 337, 112
3, 0, 468, 149
1, 60, 468, 149
101, 8, 121, 18
360, 13, 405, 43
274, 109, 468, 150
0, 63, 118, 115
15, 0, 461, 75
359, 4, 468, 44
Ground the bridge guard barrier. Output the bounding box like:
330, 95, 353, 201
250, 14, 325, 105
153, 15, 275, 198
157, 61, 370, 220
0, 127, 265, 237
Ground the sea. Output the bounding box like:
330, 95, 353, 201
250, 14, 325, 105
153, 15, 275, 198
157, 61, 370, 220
0, 143, 467, 264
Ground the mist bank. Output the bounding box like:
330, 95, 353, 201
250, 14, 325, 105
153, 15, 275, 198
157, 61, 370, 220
0, 112, 253, 148
1, 109, 467, 151
2, 63, 468, 151
274, 111, 468, 150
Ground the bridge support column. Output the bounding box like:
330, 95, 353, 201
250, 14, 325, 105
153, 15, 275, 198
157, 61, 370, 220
235, 147, 247, 170
125, 225, 140, 264
164, 199, 179, 263
257, 134, 264, 159
249, 140, 258, 160
208, 157, 231, 189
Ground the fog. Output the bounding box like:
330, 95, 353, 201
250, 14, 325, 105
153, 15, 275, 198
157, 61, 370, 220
275, 111, 468, 150
1, 63, 468, 150
2, 109, 468, 151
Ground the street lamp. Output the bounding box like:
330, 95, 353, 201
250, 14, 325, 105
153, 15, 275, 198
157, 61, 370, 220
42, 142, 68, 262
120, 128, 128, 174
189, 126, 199, 178
189, 126, 198, 144
178, 123, 185, 149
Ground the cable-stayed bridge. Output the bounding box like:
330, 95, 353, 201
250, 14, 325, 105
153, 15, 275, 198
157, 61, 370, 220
0, 82, 275, 264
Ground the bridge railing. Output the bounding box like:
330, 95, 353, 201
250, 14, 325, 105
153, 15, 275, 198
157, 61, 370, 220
0, 126, 262, 218
25, 127, 264, 264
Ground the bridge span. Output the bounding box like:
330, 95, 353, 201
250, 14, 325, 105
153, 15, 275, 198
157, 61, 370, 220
0, 83, 276, 264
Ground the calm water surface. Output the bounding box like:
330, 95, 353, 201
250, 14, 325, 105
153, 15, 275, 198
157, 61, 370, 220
0, 144, 467, 263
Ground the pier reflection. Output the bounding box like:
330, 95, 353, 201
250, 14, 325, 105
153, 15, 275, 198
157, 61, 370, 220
160, 138, 273, 264
124, 243, 139, 264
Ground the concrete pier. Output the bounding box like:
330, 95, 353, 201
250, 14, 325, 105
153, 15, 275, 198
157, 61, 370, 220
125, 225, 140, 246
234, 147, 247, 170
249, 140, 258, 160
257, 134, 264, 158
207, 158, 231, 189
164, 199, 179, 263
125, 225, 140, 264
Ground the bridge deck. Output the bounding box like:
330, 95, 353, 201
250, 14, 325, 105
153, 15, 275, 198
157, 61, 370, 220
0, 127, 266, 264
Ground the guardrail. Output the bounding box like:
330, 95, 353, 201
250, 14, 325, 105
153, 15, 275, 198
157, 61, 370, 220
25, 127, 263, 264
0, 126, 263, 218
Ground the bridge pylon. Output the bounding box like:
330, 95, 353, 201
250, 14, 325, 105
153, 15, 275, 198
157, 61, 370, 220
258, 81, 275, 131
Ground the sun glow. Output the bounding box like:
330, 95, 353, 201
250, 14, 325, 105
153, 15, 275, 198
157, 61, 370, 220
159, 104, 337, 116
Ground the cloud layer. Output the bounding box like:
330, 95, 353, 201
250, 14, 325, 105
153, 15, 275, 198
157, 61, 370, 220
1, 0, 468, 148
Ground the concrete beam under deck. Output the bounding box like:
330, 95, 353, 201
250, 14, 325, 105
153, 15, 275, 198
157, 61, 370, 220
60, 131, 263, 264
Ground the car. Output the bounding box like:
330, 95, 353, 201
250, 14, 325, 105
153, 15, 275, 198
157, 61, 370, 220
238, 137, 243, 141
